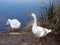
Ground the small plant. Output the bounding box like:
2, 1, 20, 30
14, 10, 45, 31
38, 3, 60, 35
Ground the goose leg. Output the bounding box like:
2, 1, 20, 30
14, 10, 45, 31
13, 28, 17, 32
36, 37, 42, 43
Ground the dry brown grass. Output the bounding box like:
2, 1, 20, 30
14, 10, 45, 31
0, 32, 60, 45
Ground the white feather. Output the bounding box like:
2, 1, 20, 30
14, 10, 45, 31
7, 19, 21, 29
30, 13, 51, 37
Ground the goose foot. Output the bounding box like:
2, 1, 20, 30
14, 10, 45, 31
13, 28, 17, 32
36, 37, 42, 43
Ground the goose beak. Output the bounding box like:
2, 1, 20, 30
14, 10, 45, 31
29, 13, 32, 16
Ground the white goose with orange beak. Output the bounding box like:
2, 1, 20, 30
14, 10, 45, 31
29, 13, 51, 43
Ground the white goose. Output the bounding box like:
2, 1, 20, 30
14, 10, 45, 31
30, 13, 51, 42
7, 19, 21, 32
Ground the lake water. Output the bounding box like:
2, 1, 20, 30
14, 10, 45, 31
0, 0, 59, 32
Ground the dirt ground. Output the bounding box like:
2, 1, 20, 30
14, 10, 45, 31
0, 32, 60, 45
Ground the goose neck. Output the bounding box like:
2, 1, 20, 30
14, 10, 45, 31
8, 19, 11, 22
33, 16, 37, 26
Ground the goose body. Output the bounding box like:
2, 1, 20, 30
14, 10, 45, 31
30, 13, 51, 42
32, 26, 51, 37
7, 19, 21, 30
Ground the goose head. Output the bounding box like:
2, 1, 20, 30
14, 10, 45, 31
29, 13, 36, 18
7, 19, 11, 25
29, 13, 37, 26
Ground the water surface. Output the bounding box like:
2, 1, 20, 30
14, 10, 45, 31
0, 0, 59, 32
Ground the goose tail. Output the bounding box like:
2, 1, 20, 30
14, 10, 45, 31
47, 29, 51, 33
